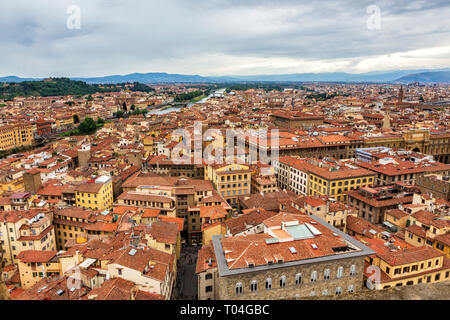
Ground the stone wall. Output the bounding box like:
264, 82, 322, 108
217, 256, 365, 300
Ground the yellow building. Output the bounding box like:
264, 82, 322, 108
307, 161, 376, 202
405, 210, 450, 258
17, 250, 61, 289
53, 207, 117, 251
0, 178, 24, 196
363, 238, 450, 289
199, 205, 228, 245
143, 219, 182, 261
205, 163, 252, 207
75, 176, 113, 211
0, 210, 56, 265
0, 123, 34, 151
55, 115, 75, 132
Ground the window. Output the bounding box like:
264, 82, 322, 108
348, 285, 354, 293
279, 276, 286, 288
235, 283, 243, 295
324, 269, 330, 280
205, 286, 213, 293
337, 267, 344, 278
265, 278, 272, 290
311, 271, 317, 282
350, 265, 356, 276
295, 273, 302, 285
335, 287, 342, 295
250, 280, 257, 292
117, 269, 122, 275
205, 273, 213, 280
322, 289, 328, 296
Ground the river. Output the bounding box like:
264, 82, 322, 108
148, 89, 224, 115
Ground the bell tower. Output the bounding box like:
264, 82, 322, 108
398, 85, 404, 104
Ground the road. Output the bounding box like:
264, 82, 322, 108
174, 245, 199, 300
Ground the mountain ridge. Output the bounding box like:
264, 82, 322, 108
1, 68, 450, 84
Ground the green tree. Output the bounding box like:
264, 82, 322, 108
114, 110, 125, 118
97, 117, 105, 125
78, 117, 97, 134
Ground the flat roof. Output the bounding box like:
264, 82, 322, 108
285, 224, 314, 240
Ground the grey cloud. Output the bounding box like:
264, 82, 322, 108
0, 0, 449, 76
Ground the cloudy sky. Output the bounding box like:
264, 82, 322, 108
1, 0, 450, 77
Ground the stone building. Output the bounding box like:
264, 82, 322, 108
416, 174, 450, 201
198, 213, 374, 300
270, 112, 324, 129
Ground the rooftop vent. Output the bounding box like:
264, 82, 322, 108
289, 247, 297, 254
311, 243, 318, 249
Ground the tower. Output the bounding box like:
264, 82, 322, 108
23, 169, 42, 193
398, 85, 404, 104
382, 110, 391, 130
78, 144, 91, 168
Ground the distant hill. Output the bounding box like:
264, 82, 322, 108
1, 68, 450, 84
395, 71, 450, 83
74, 72, 212, 84
0, 78, 124, 99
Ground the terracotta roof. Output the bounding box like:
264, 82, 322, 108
17, 250, 57, 263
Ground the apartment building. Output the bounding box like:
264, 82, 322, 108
356, 155, 450, 186
53, 207, 117, 250
205, 163, 252, 208
0, 209, 56, 265
120, 174, 229, 244
307, 159, 376, 202
0, 123, 34, 151
273, 156, 310, 195
17, 250, 61, 289
416, 174, 450, 201
303, 197, 357, 231
75, 176, 113, 211
348, 183, 417, 224
363, 239, 450, 289
405, 209, 450, 258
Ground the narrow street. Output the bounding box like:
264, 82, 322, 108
174, 245, 199, 300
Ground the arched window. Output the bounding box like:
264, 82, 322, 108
324, 268, 330, 280
295, 273, 302, 285
235, 282, 243, 295
250, 280, 257, 292
350, 264, 356, 276
335, 287, 342, 295
265, 278, 272, 290
279, 276, 286, 288
322, 289, 328, 296
348, 285, 354, 293
311, 271, 317, 282
337, 266, 344, 279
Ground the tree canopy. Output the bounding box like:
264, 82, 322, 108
78, 117, 97, 134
